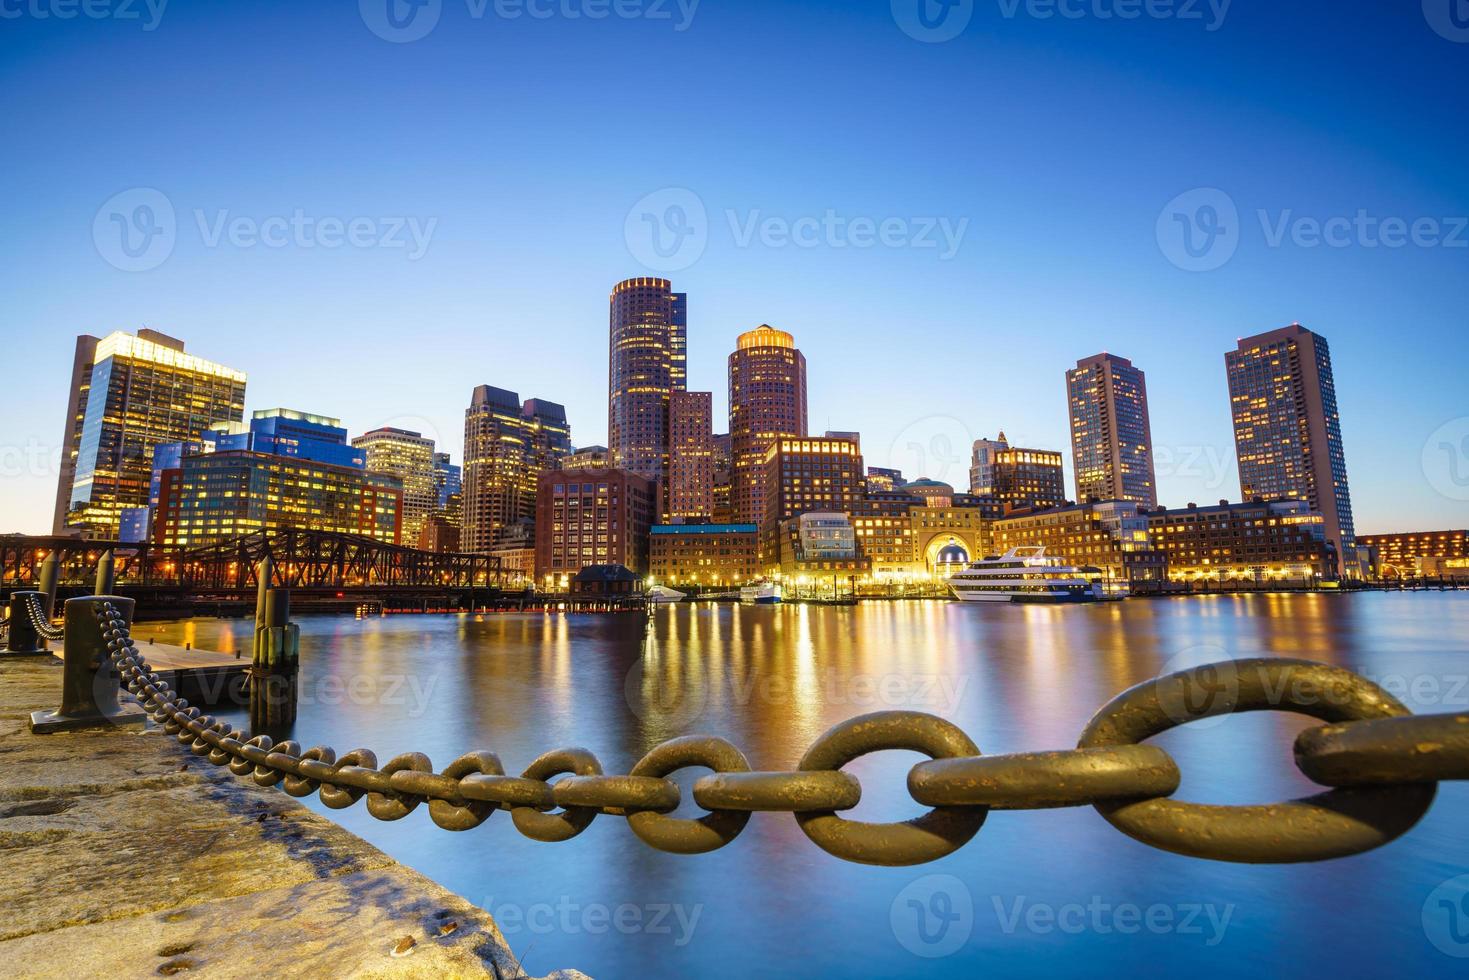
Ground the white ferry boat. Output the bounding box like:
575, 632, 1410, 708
740, 581, 783, 605
947, 547, 1109, 604
646, 586, 687, 604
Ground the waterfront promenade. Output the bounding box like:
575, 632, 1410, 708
0, 654, 584, 980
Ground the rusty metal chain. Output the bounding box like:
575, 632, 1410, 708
93, 601, 1469, 866
26, 595, 64, 641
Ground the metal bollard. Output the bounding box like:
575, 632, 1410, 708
5, 591, 51, 655
29, 596, 148, 734
250, 587, 299, 736
94, 551, 116, 597
37, 553, 60, 620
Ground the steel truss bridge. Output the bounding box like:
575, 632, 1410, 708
0, 530, 505, 597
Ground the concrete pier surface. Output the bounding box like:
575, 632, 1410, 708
0, 655, 590, 979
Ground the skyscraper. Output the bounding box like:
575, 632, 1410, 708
1066, 353, 1157, 509
970, 432, 1067, 511
1226, 324, 1357, 561
432, 452, 462, 507
61, 329, 247, 538
462, 385, 571, 553
729, 325, 808, 525
607, 277, 686, 499
667, 390, 714, 521
353, 427, 438, 545
52, 334, 99, 534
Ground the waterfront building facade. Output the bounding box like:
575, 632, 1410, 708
911, 505, 993, 576
667, 390, 715, 520
1226, 325, 1358, 569
353, 427, 438, 545
729, 326, 808, 525
1359, 529, 1469, 580
608, 277, 686, 497
61, 330, 247, 538
759, 436, 865, 570
648, 523, 760, 587
155, 451, 401, 548
1149, 499, 1335, 586
993, 500, 1164, 590
771, 512, 870, 579
534, 467, 657, 588
1066, 353, 1157, 509
462, 385, 571, 552
851, 491, 923, 578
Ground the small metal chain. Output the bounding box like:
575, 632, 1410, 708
26, 596, 64, 641
93, 602, 1469, 866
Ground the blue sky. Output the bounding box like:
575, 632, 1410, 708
1, 0, 1465, 535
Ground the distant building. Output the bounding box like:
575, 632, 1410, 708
910, 505, 992, 576
903, 479, 955, 508
353, 427, 438, 545
771, 512, 869, 579
60, 330, 247, 538
156, 451, 401, 548
648, 523, 760, 587
608, 277, 686, 495
562, 446, 610, 470
207, 408, 364, 469
970, 432, 1067, 511
759, 436, 865, 570
712, 433, 734, 524
1067, 353, 1157, 509
432, 452, 461, 507
52, 334, 100, 535
1227, 325, 1358, 571
667, 390, 715, 520
570, 564, 642, 598
851, 491, 923, 577
534, 467, 657, 588
866, 467, 903, 494
417, 513, 461, 554
993, 501, 1164, 590
730, 325, 808, 525
1359, 529, 1468, 580
1149, 499, 1336, 587
489, 544, 536, 586
463, 385, 571, 552
118, 507, 151, 544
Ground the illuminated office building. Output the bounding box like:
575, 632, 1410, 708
204, 409, 364, 469
52, 335, 100, 534
649, 523, 760, 587
759, 436, 863, 567
970, 432, 1067, 511
1226, 325, 1358, 566
62, 330, 247, 538
993, 501, 1164, 589
730, 325, 808, 524
608, 277, 687, 500
432, 452, 462, 507
353, 427, 438, 544
563, 446, 610, 470
156, 452, 401, 548
1149, 499, 1335, 586
463, 385, 571, 552
1066, 353, 1157, 509
667, 390, 715, 520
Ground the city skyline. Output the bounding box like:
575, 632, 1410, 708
3, 5, 1465, 537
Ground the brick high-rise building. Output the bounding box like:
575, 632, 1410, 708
1067, 353, 1157, 509
729, 325, 807, 525
1226, 325, 1357, 565
667, 390, 714, 521
759, 435, 863, 567
462, 385, 571, 553
535, 467, 657, 586
608, 277, 686, 501
60, 330, 247, 538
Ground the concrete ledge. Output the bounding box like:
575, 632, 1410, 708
0, 656, 590, 979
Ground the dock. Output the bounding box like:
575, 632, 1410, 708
52, 641, 250, 707
0, 654, 587, 979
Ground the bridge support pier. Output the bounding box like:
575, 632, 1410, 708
30, 596, 148, 733
5, 592, 51, 655
250, 587, 299, 737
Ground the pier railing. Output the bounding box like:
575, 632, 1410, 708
15, 595, 1453, 867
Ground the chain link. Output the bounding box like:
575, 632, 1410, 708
26, 595, 64, 641
93, 601, 1468, 866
